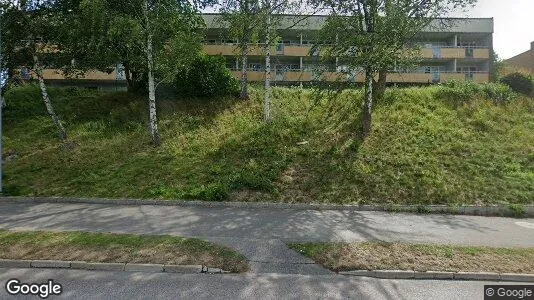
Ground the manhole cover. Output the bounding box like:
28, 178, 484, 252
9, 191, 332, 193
515, 222, 534, 229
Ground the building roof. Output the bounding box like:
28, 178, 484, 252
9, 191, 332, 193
202, 14, 494, 33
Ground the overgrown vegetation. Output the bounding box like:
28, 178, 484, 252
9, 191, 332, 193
288, 242, 534, 273
0, 230, 249, 272
437, 80, 516, 105
175, 54, 239, 98
500, 72, 534, 96
3, 84, 533, 205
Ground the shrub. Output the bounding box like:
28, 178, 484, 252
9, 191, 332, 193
3, 84, 47, 118
437, 80, 516, 105
175, 54, 239, 98
500, 72, 533, 95
480, 82, 516, 104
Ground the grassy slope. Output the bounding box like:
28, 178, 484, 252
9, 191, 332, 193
3, 85, 534, 205
0, 230, 248, 272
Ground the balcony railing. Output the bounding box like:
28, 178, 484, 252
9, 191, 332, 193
232, 69, 489, 83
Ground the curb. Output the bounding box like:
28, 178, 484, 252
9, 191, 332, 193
2, 196, 533, 217
0, 259, 229, 274
339, 270, 534, 282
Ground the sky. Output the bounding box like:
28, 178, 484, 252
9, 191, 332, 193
451, 0, 533, 59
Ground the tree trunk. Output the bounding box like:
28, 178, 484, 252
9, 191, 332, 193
263, 5, 271, 123
147, 33, 159, 147
33, 54, 68, 142
124, 61, 133, 92
362, 67, 373, 139
240, 46, 249, 100
373, 69, 387, 102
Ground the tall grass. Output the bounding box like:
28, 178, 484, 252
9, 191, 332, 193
3, 83, 533, 205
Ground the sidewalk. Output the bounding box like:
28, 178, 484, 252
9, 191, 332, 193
1, 199, 533, 274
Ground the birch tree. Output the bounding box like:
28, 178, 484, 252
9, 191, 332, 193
1, 0, 70, 142
220, 0, 262, 100
313, 0, 477, 139
259, 0, 314, 123
262, 0, 271, 122
71, 0, 209, 146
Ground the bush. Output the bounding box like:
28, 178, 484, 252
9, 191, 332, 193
500, 72, 533, 95
4, 84, 47, 118
3, 84, 145, 129
175, 54, 239, 98
437, 80, 516, 105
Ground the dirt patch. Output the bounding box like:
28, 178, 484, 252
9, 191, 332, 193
289, 242, 534, 273
229, 189, 273, 202
276, 164, 319, 203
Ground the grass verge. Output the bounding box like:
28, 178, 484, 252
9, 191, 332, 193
0, 230, 248, 273
288, 242, 534, 273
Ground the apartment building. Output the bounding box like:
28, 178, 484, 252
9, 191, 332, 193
203, 14, 494, 84
504, 41, 534, 76
36, 14, 493, 88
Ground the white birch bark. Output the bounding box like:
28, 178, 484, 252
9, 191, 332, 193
145, 1, 160, 146
362, 67, 373, 138
361, 0, 374, 139
240, 45, 249, 99
33, 54, 68, 142
263, 2, 271, 123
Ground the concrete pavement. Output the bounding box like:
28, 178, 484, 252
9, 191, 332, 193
0, 201, 533, 246
0, 201, 533, 275
1, 267, 526, 300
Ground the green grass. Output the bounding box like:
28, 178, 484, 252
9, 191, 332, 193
288, 242, 534, 273
2, 84, 534, 205
0, 230, 249, 272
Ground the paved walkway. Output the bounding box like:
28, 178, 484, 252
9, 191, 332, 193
1, 201, 533, 274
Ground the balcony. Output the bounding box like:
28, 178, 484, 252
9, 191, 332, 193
229, 69, 489, 83
473, 49, 490, 59
284, 71, 313, 81
231, 70, 265, 81
204, 43, 491, 60
282, 46, 312, 56
40, 69, 119, 81
203, 44, 266, 56
420, 47, 490, 59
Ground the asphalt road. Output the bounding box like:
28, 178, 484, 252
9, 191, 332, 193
0, 267, 522, 300
0, 201, 533, 247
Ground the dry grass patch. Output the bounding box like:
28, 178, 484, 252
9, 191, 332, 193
0, 230, 248, 273
288, 242, 534, 273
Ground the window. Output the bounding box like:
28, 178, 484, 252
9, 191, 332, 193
248, 63, 262, 71
285, 64, 300, 71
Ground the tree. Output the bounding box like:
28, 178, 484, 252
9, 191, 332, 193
175, 53, 239, 97
490, 50, 506, 82
1, 0, 72, 142
220, 0, 262, 100
259, 0, 313, 122
313, 0, 477, 139
68, 0, 211, 146
262, 0, 271, 122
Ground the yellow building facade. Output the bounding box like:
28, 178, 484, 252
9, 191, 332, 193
36, 14, 494, 88
203, 14, 493, 85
